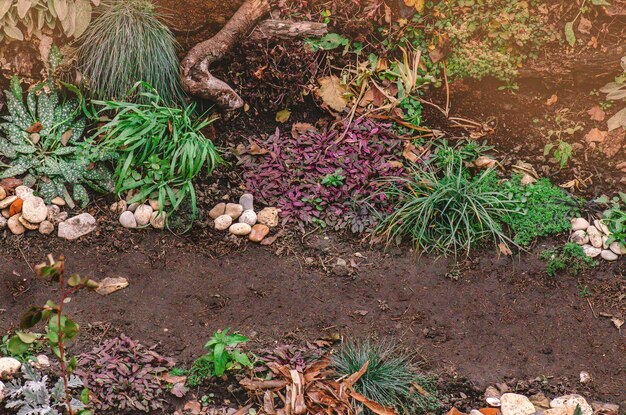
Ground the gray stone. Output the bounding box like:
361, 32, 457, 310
58, 213, 97, 240
582, 244, 601, 258
214, 214, 233, 231
239, 193, 254, 211
238, 209, 257, 226
14, 185, 34, 200
134, 204, 153, 226
38, 220, 54, 235
571, 218, 590, 231
601, 250, 618, 261
119, 211, 137, 228
0, 357, 21, 379
225, 203, 243, 220
229, 222, 252, 236
550, 395, 593, 415
571, 230, 588, 245
21, 196, 48, 223
501, 393, 537, 415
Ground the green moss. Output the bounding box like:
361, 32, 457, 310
501, 176, 577, 246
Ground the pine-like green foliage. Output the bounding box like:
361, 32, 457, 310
332, 340, 442, 415
76, 0, 185, 106
0, 77, 113, 207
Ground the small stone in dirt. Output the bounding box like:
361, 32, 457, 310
127, 202, 139, 212
571, 218, 590, 231
239, 209, 257, 226
530, 393, 551, 410
110, 200, 128, 214
249, 224, 270, 242
134, 204, 153, 226
594, 219, 610, 236
150, 211, 166, 229
119, 211, 137, 228
239, 193, 254, 211
550, 395, 593, 415
22, 196, 48, 223
579, 371, 591, 384
257, 207, 280, 227
15, 185, 34, 200
8, 215, 25, 235
600, 250, 618, 261
214, 214, 233, 231
609, 242, 625, 256
229, 222, 252, 236
148, 199, 160, 211
571, 230, 589, 245
58, 213, 97, 240
18, 215, 39, 230
591, 402, 619, 415
0, 216, 6, 229
586, 226, 603, 248
1, 208, 9, 218
47, 205, 67, 225
225, 203, 243, 220
305, 257, 315, 265
209, 202, 226, 219
34, 355, 50, 368
38, 220, 54, 235
0, 186, 5, 201
501, 393, 536, 415
51, 196, 65, 206
0, 357, 21, 379
582, 245, 601, 258
0, 195, 17, 209
485, 386, 502, 407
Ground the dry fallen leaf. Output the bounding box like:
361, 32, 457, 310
291, 122, 315, 139
95, 277, 129, 295
498, 243, 513, 256
472, 156, 498, 169
404, 0, 424, 13
275, 109, 291, 123
588, 106, 605, 122
546, 94, 558, 106
578, 16, 592, 34
316, 76, 348, 112
61, 129, 73, 146
249, 142, 270, 155
585, 128, 608, 143
611, 317, 624, 330
182, 400, 202, 415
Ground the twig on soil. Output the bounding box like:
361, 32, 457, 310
17, 243, 34, 273
301, 226, 320, 244
587, 298, 598, 319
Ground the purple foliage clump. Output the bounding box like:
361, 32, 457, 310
239, 118, 406, 233
75, 334, 174, 413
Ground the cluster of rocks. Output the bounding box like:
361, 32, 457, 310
452, 386, 619, 415
209, 193, 279, 243
570, 218, 624, 261
0, 185, 96, 240
113, 199, 166, 230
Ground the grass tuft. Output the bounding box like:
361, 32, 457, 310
76, 0, 185, 105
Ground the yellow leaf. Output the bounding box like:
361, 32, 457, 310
275, 109, 291, 123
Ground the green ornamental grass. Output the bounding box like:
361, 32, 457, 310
76, 0, 186, 105
332, 339, 442, 415
377, 160, 516, 257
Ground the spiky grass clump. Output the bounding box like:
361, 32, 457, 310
331, 339, 442, 415
377, 161, 516, 257
76, 0, 185, 105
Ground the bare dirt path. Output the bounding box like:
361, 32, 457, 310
1, 231, 623, 403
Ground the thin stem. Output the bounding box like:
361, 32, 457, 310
56, 263, 74, 415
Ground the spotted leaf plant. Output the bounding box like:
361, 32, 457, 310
0, 75, 112, 208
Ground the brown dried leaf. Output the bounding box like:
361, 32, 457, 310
95, 277, 129, 296
249, 142, 270, 155
317, 76, 348, 112
578, 16, 592, 34
26, 121, 43, 133
350, 390, 399, 415
585, 128, 608, 143
402, 142, 419, 163
546, 94, 558, 106
344, 360, 369, 388
291, 123, 315, 139
498, 243, 513, 256
588, 106, 605, 121
61, 129, 73, 146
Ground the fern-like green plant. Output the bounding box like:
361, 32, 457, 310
0, 76, 113, 208
75, 0, 185, 106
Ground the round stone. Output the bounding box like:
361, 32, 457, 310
225, 203, 244, 220
214, 214, 233, 231
14, 186, 34, 200
570, 230, 588, 245
209, 202, 226, 219
229, 222, 252, 236
7, 215, 25, 235
51, 197, 66, 206
119, 211, 137, 228
582, 244, 601, 258
134, 204, 153, 226
38, 220, 54, 235
18, 215, 39, 230
0, 357, 21, 379
600, 250, 618, 261
21, 197, 48, 223
249, 224, 270, 242
0, 196, 17, 209
571, 218, 590, 231
239, 209, 257, 226
239, 193, 254, 211
150, 211, 166, 230
609, 242, 625, 256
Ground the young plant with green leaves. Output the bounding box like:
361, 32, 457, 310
540, 243, 598, 277
501, 176, 578, 246
595, 192, 626, 249
377, 160, 515, 257
0, 75, 112, 207
544, 140, 573, 169
8, 255, 99, 415
76, 0, 185, 105
187, 329, 253, 387
90, 84, 221, 223
331, 339, 442, 415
